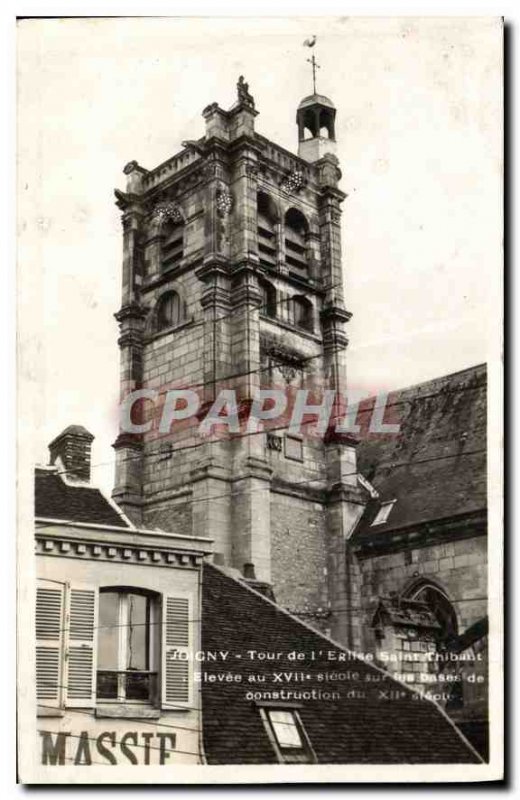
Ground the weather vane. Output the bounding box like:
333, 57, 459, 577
303, 35, 320, 94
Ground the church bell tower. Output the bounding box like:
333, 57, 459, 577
112, 73, 366, 643
297, 93, 337, 162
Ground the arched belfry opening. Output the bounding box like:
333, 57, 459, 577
284, 207, 309, 278
296, 94, 337, 162
257, 191, 279, 269
160, 214, 185, 271
319, 107, 335, 139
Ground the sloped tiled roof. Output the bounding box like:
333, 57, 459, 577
354, 364, 487, 539
35, 468, 130, 529
201, 563, 479, 764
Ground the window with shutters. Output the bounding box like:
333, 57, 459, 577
36, 581, 193, 712
97, 589, 159, 704
36, 580, 65, 709
162, 594, 192, 709
36, 580, 98, 711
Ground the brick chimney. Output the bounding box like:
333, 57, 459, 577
48, 425, 94, 483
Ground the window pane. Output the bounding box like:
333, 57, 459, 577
96, 671, 119, 700
97, 592, 119, 670
125, 672, 155, 701
126, 594, 149, 671
268, 710, 303, 748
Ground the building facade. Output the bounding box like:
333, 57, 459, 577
35, 427, 212, 765
109, 78, 488, 756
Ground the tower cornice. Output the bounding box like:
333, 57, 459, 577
114, 302, 148, 324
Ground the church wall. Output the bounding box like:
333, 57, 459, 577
352, 533, 488, 655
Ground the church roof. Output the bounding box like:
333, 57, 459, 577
201, 562, 480, 764
353, 363, 487, 541
298, 93, 335, 110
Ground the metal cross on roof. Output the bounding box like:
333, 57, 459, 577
307, 53, 321, 94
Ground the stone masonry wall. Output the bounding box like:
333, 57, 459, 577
270, 492, 329, 631
351, 534, 488, 656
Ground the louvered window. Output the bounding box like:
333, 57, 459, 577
36, 580, 65, 708
162, 595, 192, 709
97, 590, 159, 704
36, 580, 97, 710
161, 217, 184, 271
257, 192, 278, 270
284, 208, 309, 278
66, 587, 98, 707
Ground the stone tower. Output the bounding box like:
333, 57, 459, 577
113, 78, 366, 642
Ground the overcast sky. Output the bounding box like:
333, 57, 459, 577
18, 16, 502, 492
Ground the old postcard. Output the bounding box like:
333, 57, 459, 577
17, 16, 503, 783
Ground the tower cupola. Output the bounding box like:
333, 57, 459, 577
296, 93, 337, 162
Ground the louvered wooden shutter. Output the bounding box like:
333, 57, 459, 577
162, 595, 192, 709
65, 586, 98, 707
36, 580, 65, 708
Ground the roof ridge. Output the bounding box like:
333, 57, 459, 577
374, 363, 487, 401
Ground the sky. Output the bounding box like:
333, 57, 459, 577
17, 16, 502, 493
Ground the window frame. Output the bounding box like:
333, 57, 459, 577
371, 499, 396, 526
259, 279, 277, 319
292, 295, 314, 332
259, 706, 317, 764
96, 588, 159, 706
156, 290, 183, 333
284, 433, 304, 462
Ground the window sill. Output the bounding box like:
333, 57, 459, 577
37, 706, 65, 718
95, 705, 161, 720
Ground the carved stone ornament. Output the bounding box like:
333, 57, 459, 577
121, 213, 133, 231
216, 188, 233, 217
277, 364, 299, 383
246, 162, 259, 179
280, 169, 307, 194
266, 433, 283, 452
201, 162, 220, 180
153, 201, 183, 223
260, 332, 306, 384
